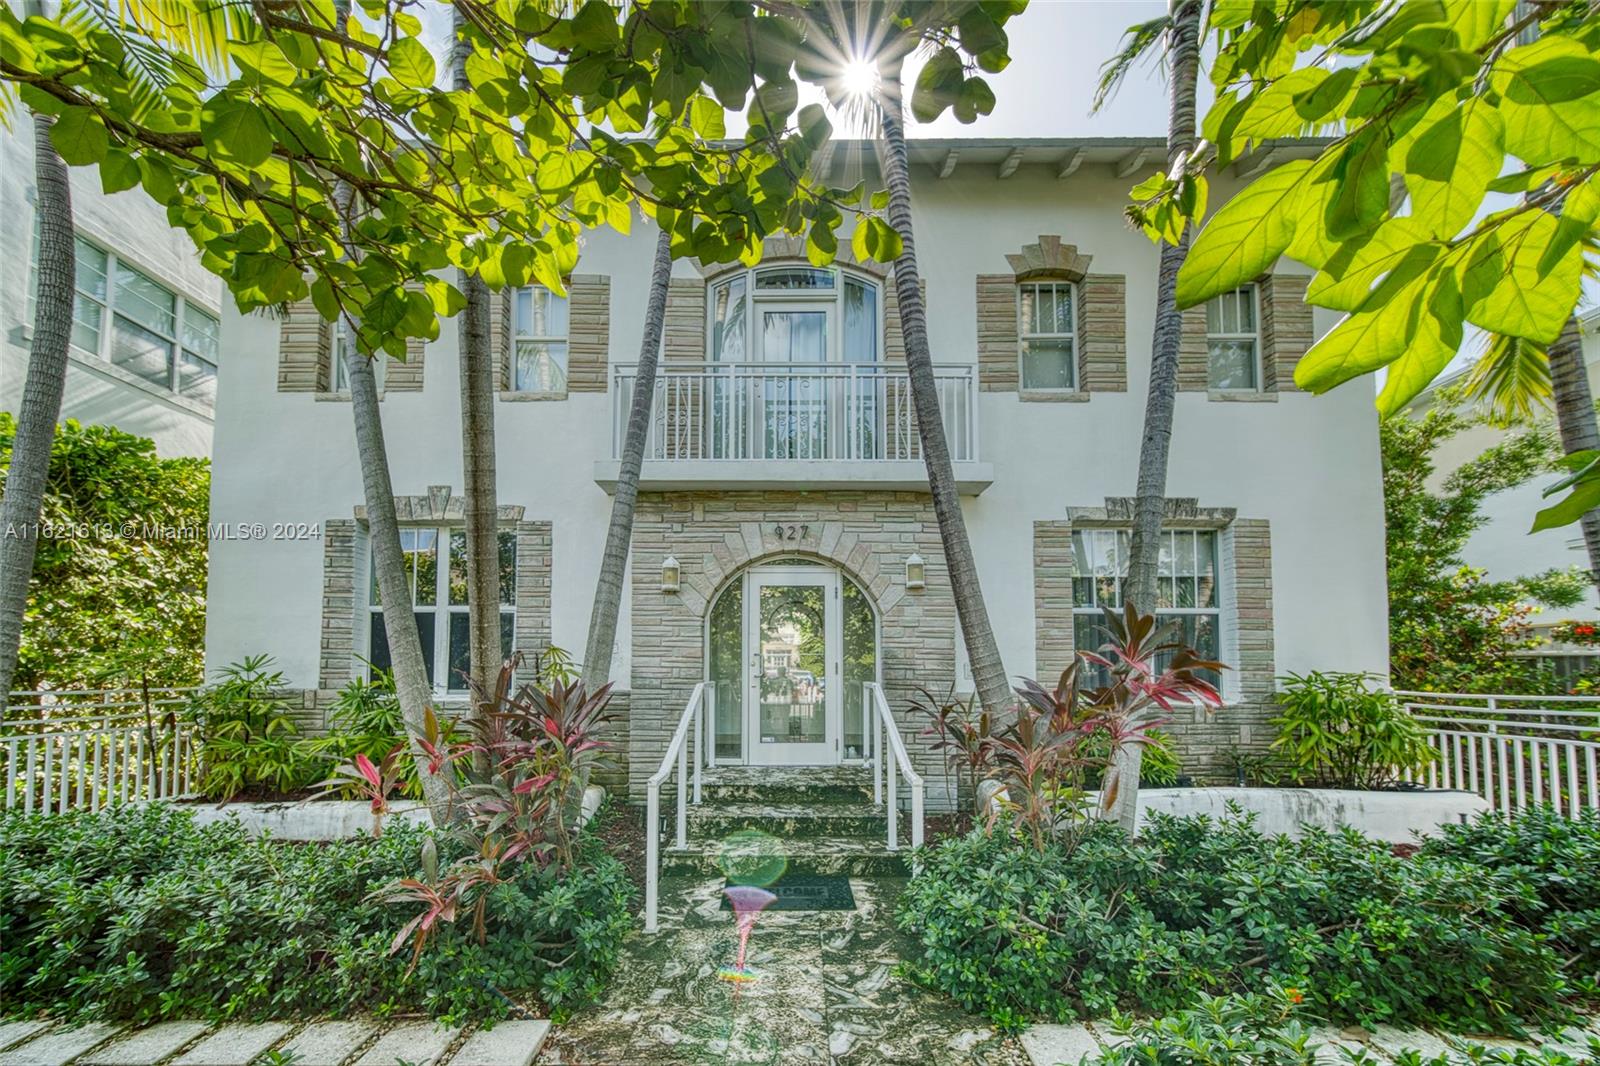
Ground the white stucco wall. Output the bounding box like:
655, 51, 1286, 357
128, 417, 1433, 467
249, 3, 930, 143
204, 159, 1389, 695
1, 122, 219, 457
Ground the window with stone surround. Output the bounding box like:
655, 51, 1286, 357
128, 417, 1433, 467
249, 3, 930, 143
366, 527, 516, 693
1205, 285, 1261, 391
329, 329, 385, 393
513, 285, 569, 392
1018, 280, 1077, 391
1071, 528, 1222, 687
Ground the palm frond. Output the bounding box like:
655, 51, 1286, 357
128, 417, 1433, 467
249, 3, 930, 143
1464, 333, 1552, 427
65, 0, 254, 78
1093, 14, 1171, 113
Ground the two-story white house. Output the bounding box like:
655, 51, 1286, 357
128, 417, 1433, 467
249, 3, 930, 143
2, 123, 221, 458
203, 137, 1390, 804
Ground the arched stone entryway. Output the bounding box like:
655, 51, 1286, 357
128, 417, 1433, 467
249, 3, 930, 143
627, 491, 958, 805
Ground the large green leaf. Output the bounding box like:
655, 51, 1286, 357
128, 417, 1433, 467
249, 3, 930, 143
1295, 270, 1429, 393
1534, 451, 1600, 531
1490, 37, 1600, 165
1465, 210, 1581, 345
199, 95, 273, 167
1375, 274, 1464, 416
387, 36, 435, 89
48, 105, 107, 165
1305, 217, 1435, 313
1176, 159, 1311, 309
1403, 100, 1502, 240
1324, 127, 1388, 242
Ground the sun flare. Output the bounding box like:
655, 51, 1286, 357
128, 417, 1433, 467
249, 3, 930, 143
840, 56, 879, 100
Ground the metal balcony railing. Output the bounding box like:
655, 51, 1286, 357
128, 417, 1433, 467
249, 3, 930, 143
611, 362, 979, 464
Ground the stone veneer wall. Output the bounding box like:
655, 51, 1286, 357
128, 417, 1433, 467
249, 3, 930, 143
1033, 502, 1277, 781
1179, 273, 1313, 396
627, 490, 961, 808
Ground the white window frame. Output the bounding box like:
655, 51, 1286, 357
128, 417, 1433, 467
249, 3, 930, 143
1017, 279, 1078, 393
365, 525, 517, 696
329, 327, 385, 394
705, 265, 883, 364
30, 228, 220, 407
1070, 528, 1225, 694
1205, 284, 1262, 392
511, 284, 569, 393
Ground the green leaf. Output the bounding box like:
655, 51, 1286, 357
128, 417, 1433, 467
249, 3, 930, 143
1442, 0, 1515, 49
1403, 100, 1502, 240
1465, 210, 1581, 345
49, 106, 107, 166
911, 47, 963, 125
851, 216, 902, 264
1307, 217, 1435, 312
1533, 459, 1600, 532
1295, 270, 1430, 394
200, 95, 273, 167
1177, 159, 1311, 309
954, 77, 995, 124
1490, 37, 1600, 165
1324, 127, 1389, 242
688, 94, 725, 140
571, 0, 620, 50
99, 148, 140, 193
387, 37, 436, 89
1375, 273, 1464, 416
1234, 68, 1332, 139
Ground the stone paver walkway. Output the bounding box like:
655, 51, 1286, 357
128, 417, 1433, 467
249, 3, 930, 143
538, 877, 1026, 1066
0, 1021, 548, 1066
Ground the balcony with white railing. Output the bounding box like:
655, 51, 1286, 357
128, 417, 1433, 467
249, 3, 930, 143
595, 362, 993, 493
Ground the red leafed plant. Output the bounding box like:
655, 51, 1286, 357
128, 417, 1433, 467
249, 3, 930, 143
909, 685, 994, 828
978, 604, 1223, 852
306, 747, 407, 837
375, 651, 616, 966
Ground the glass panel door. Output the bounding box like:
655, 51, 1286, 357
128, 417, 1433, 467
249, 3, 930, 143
758, 303, 830, 458
746, 568, 839, 765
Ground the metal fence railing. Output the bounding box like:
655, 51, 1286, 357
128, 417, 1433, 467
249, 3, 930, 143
1396, 690, 1600, 817
2, 688, 201, 813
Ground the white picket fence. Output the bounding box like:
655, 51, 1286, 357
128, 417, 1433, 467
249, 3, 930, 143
1397, 690, 1600, 817
2, 688, 202, 813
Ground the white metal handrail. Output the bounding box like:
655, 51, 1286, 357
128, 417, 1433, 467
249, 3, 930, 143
645, 681, 709, 934
3, 688, 202, 814
865, 682, 924, 862
1396, 690, 1600, 818
612, 361, 979, 464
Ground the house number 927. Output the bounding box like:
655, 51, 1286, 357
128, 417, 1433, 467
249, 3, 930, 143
772, 523, 810, 541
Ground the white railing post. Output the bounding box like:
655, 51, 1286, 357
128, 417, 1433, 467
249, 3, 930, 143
645, 783, 661, 933
676, 731, 688, 850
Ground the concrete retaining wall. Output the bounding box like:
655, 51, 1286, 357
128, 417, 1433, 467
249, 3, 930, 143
1134, 787, 1490, 843
178, 786, 606, 841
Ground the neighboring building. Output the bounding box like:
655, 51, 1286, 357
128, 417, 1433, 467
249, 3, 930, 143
203, 138, 1389, 804
2, 122, 221, 458
1409, 308, 1600, 678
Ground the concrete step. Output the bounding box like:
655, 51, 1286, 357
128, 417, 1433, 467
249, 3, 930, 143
683, 800, 899, 838
660, 832, 911, 878
698, 765, 875, 805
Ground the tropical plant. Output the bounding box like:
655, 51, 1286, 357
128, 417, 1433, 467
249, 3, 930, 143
0, 417, 208, 692
908, 683, 994, 826
1270, 671, 1436, 790
1384, 397, 1587, 693
1097, 0, 1206, 834
897, 809, 1586, 1032
1550, 620, 1600, 646
1090, 990, 1321, 1066
1135, 4, 1600, 541
308, 748, 407, 837
184, 655, 318, 800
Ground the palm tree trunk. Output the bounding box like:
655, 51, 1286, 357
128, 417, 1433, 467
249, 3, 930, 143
1547, 315, 1600, 598
878, 66, 1010, 716
0, 110, 74, 716
453, 11, 501, 751
583, 226, 671, 689
1110, 0, 1203, 832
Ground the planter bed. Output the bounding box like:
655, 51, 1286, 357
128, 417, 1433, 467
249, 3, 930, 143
1133, 786, 1490, 843
174, 786, 605, 840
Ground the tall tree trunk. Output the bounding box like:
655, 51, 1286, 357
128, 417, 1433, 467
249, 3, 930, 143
878, 64, 1010, 716
0, 110, 74, 715
453, 11, 501, 746
1547, 315, 1600, 599
583, 226, 671, 689
1109, 0, 1203, 833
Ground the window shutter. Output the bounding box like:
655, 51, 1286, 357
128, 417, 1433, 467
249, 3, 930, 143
1078, 274, 1127, 392
278, 299, 330, 392
975, 274, 1018, 392
1259, 274, 1312, 392
882, 272, 924, 364
662, 278, 706, 361
385, 336, 426, 392
490, 286, 511, 391
1178, 306, 1209, 391
567, 274, 610, 393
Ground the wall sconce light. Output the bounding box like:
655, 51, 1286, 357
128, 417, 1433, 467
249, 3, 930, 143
660, 555, 680, 594
905, 552, 926, 591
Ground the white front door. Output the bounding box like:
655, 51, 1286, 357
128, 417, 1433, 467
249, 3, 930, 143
745, 566, 841, 765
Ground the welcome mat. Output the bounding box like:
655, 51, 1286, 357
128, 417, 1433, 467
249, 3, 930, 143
721, 873, 857, 911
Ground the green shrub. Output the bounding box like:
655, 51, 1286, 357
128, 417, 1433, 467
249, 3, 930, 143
182, 656, 321, 799
0, 803, 631, 1024
1270, 671, 1436, 789
1418, 807, 1600, 987
897, 811, 1584, 1033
